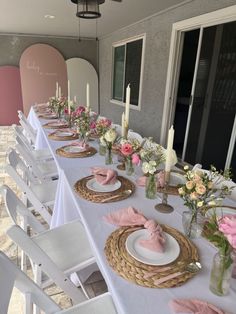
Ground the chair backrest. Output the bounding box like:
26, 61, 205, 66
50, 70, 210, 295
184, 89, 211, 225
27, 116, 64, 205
0, 251, 60, 314
5, 149, 52, 224
6, 225, 87, 305
15, 143, 43, 180
14, 125, 34, 152
128, 130, 143, 143
18, 110, 36, 136
6, 148, 38, 184
0, 185, 45, 234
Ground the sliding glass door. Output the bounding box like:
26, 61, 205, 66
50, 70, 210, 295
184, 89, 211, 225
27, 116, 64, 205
173, 21, 236, 179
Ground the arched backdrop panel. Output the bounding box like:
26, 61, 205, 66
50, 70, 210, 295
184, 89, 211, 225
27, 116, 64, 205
0, 66, 23, 125
66, 58, 98, 112
20, 44, 67, 115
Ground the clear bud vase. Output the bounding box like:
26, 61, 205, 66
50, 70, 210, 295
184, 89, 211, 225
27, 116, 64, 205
145, 174, 157, 199
182, 210, 204, 239
125, 158, 134, 176
105, 147, 113, 165
209, 251, 233, 296
99, 143, 106, 156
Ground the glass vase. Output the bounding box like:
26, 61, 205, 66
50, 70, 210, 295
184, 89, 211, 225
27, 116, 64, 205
99, 143, 106, 156
209, 251, 233, 296
145, 174, 157, 199
182, 210, 204, 239
79, 133, 88, 145
105, 147, 113, 165
125, 158, 134, 176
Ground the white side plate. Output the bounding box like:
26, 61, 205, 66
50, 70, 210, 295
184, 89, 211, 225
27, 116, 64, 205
126, 229, 180, 266
86, 178, 121, 192
56, 131, 74, 137
205, 206, 236, 218
64, 146, 86, 153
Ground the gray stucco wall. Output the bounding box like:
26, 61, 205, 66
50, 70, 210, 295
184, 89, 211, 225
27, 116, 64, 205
99, 0, 236, 143
0, 34, 98, 71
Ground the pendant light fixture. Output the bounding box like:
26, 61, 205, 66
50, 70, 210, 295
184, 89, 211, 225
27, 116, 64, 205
71, 0, 105, 19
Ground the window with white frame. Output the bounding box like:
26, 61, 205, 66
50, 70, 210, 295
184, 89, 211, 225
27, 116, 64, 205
112, 35, 145, 107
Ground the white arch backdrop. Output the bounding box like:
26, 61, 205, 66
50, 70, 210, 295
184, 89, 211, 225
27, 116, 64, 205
66, 58, 98, 113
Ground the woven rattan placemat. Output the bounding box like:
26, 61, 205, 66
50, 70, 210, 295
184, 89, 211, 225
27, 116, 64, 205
56, 146, 97, 158
48, 131, 79, 141
74, 175, 135, 203
104, 225, 199, 288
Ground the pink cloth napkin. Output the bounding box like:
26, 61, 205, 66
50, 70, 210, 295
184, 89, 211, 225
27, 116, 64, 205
103, 206, 147, 226
139, 220, 166, 253
169, 299, 227, 314
104, 208, 166, 253
136, 171, 165, 188
91, 167, 118, 185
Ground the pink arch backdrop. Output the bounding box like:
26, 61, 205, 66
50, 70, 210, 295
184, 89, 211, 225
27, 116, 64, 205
0, 66, 23, 125
20, 44, 67, 115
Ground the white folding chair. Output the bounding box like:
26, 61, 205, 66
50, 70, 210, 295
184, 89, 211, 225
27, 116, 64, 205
18, 110, 37, 145
5, 149, 56, 224
0, 251, 117, 314
128, 130, 143, 143
0, 184, 46, 272
13, 125, 53, 161
15, 141, 58, 181
1, 185, 97, 303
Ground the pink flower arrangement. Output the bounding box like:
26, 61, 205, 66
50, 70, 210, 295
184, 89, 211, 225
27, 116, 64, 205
219, 215, 236, 250
95, 118, 112, 136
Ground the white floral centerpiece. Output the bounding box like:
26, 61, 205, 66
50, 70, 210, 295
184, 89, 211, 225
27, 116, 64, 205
101, 128, 118, 164
139, 138, 165, 199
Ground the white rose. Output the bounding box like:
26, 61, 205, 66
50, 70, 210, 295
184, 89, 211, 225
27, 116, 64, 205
100, 136, 106, 146
104, 128, 117, 143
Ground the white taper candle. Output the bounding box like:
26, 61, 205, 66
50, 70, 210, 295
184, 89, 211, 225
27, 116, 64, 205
68, 80, 70, 101
125, 84, 130, 126
121, 112, 125, 137
165, 125, 175, 172
86, 83, 90, 110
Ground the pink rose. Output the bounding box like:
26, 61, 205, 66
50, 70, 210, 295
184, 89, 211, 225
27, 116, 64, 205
90, 121, 96, 129
219, 215, 236, 235
132, 153, 140, 165
219, 215, 236, 249
75, 106, 85, 116
121, 143, 133, 156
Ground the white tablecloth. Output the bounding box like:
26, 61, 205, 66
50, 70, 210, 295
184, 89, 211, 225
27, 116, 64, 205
28, 107, 236, 314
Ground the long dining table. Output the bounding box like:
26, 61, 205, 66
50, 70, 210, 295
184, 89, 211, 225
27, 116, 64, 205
28, 107, 236, 314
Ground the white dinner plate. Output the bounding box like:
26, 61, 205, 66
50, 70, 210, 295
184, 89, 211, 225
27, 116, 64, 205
56, 131, 74, 137
205, 206, 236, 218
86, 178, 121, 192
126, 229, 180, 266
169, 172, 186, 186
64, 145, 86, 153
